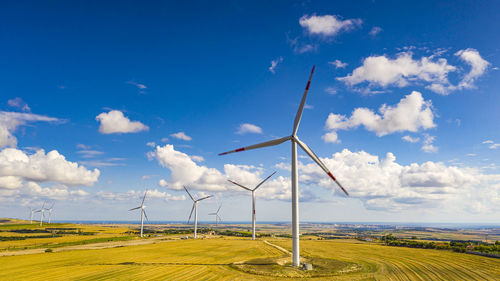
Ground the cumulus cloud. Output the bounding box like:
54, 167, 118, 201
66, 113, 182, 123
236, 123, 263, 135
95, 110, 148, 134
338, 49, 489, 95
0, 111, 61, 148
323, 91, 435, 142
329, 59, 347, 69
299, 14, 362, 37
402, 135, 420, 143
269, 57, 283, 74
7, 98, 31, 112
369, 26, 383, 36
455, 48, 490, 89
482, 140, 500, 149
421, 134, 438, 153
322, 132, 340, 143
148, 144, 296, 200
0, 148, 100, 189
276, 148, 500, 212
170, 131, 192, 141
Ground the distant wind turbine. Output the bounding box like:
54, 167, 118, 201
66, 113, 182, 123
208, 205, 222, 227
128, 191, 149, 237
219, 66, 349, 267
29, 207, 37, 224
34, 202, 46, 227
45, 202, 55, 224
228, 171, 276, 240
184, 186, 212, 238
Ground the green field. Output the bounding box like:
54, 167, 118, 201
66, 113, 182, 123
0, 220, 499, 280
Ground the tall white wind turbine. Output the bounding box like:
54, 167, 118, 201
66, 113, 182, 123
35, 202, 46, 227
128, 191, 149, 237
184, 186, 212, 239
208, 205, 222, 227
29, 207, 37, 224
45, 202, 55, 224
228, 171, 276, 240
219, 66, 349, 267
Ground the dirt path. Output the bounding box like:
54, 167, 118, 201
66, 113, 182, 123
263, 240, 291, 256
0, 236, 171, 257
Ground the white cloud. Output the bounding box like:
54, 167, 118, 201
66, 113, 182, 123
338, 52, 456, 94
402, 135, 420, 143
421, 134, 438, 153
323, 91, 435, 142
95, 110, 148, 134
482, 140, 500, 149
338, 49, 489, 95
369, 26, 383, 36
322, 132, 340, 143
269, 57, 283, 74
96, 189, 185, 202
170, 131, 192, 141
158, 179, 168, 187
191, 155, 205, 162
299, 14, 362, 37
0, 148, 100, 189
0, 111, 61, 148
236, 123, 263, 135
146, 141, 156, 148
329, 59, 347, 69
7, 98, 31, 112
126, 81, 147, 94
455, 48, 490, 89
325, 87, 337, 95
76, 150, 104, 158
277, 148, 500, 212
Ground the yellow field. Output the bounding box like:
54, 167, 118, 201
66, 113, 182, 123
1, 237, 499, 280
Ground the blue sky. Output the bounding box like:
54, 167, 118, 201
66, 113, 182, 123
1, 0, 499, 223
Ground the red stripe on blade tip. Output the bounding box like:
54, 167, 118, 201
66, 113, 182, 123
327, 172, 336, 181
235, 148, 245, 152
305, 81, 311, 90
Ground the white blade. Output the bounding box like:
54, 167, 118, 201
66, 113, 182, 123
196, 195, 213, 202
219, 136, 290, 156
129, 206, 141, 211
227, 180, 251, 191
216, 205, 222, 213
141, 190, 148, 206
143, 210, 149, 222
187, 203, 195, 224
292, 66, 315, 136
295, 138, 349, 196
208, 213, 216, 215
184, 186, 195, 201
253, 171, 277, 191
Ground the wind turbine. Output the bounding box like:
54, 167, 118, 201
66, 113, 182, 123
45, 202, 55, 224
219, 66, 349, 267
35, 202, 46, 227
184, 186, 212, 238
228, 171, 276, 240
208, 205, 222, 227
128, 191, 149, 237
29, 207, 37, 224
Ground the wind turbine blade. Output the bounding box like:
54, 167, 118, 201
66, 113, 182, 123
217, 215, 222, 222
197, 195, 213, 202
41, 202, 46, 209
141, 190, 148, 206
49, 202, 55, 209
253, 171, 277, 190
227, 180, 251, 191
183, 186, 195, 201
208, 213, 216, 215
129, 206, 141, 211
219, 136, 290, 156
216, 204, 221, 213
187, 203, 195, 224
295, 138, 349, 196
292, 66, 315, 136
143, 210, 149, 222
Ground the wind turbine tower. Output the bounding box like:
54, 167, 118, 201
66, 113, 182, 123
184, 186, 212, 238
128, 191, 149, 237
228, 171, 276, 240
219, 67, 349, 267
